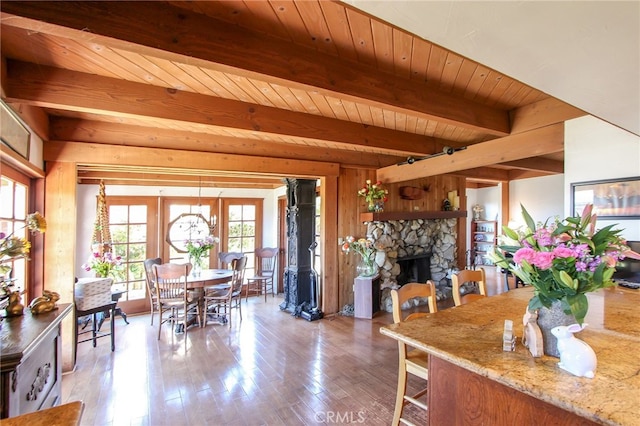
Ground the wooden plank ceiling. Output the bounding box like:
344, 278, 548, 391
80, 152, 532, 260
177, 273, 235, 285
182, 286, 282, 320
0, 1, 584, 188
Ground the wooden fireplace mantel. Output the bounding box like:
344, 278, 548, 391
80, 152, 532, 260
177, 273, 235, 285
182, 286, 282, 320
360, 210, 467, 222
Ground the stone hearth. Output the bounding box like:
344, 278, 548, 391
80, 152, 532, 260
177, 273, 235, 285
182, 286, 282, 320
364, 218, 458, 312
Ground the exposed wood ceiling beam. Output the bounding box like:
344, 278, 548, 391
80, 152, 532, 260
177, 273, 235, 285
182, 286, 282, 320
44, 141, 340, 178
50, 117, 401, 168
6, 60, 439, 157
447, 167, 510, 182
495, 158, 564, 174
76, 170, 284, 188
506, 169, 561, 181
378, 123, 564, 183
510, 97, 585, 134
0, 2, 511, 136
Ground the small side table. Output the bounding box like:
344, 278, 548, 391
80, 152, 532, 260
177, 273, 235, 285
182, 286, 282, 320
354, 274, 381, 319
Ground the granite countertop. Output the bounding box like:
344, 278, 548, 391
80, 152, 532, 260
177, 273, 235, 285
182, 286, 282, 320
0, 401, 83, 426
380, 286, 640, 426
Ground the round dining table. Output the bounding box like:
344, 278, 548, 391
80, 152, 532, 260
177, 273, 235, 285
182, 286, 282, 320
184, 268, 234, 328
186, 268, 233, 289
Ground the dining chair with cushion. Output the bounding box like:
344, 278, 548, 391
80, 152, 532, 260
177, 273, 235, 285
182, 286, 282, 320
203, 256, 247, 327
143, 257, 162, 325
451, 267, 487, 306
390, 281, 438, 426
152, 262, 200, 350
245, 247, 278, 302
218, 252, 244, 269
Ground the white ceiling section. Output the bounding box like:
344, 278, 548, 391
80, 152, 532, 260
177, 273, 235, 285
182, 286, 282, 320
347, 1, 640, 136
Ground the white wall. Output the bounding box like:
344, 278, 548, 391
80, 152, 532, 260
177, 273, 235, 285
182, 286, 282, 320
509, 175, 565, 227
76, 184, 280, 278
565, 116, 640, 241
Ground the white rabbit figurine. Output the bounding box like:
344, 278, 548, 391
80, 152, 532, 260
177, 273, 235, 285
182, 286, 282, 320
550, 324, 597, 378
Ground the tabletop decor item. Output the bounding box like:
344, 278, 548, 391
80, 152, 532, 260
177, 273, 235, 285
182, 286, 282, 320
1, 212, 47, 317
489, 204, 640, 356
29, 290, 60, 314
186, 234, 219, 274
82, 249, 123, 278
341, 235, 379, 277
358, 179, 388, 212
551, 323, 597, 378
472, 204, 484, 221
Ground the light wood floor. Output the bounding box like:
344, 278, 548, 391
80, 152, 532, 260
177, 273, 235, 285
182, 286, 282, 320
62, 266, 513, 425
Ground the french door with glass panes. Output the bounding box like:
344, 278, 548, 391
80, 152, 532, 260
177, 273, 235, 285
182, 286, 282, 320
162, 197, 220, 269
220, 199, 262, 278
104, 197, 158, 315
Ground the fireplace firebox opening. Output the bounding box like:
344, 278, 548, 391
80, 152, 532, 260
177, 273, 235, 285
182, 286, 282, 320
396, 253, 432, 286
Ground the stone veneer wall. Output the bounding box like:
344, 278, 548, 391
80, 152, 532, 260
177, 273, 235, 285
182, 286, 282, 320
366, 218, 458, 312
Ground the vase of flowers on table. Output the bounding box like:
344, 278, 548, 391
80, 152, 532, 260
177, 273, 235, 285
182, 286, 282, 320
186, 235, 219, 275
341, 236, 379, 277
82, 248, 123, 278
489, 204, 640, 356
358, 180, 388, 212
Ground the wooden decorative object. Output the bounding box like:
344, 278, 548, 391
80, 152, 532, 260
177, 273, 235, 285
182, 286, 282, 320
503, 319, 516, 351
523, 308, 544, 357
399, 185, 428, 200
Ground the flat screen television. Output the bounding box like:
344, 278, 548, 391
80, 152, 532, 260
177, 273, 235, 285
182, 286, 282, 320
613, 241, 640, 283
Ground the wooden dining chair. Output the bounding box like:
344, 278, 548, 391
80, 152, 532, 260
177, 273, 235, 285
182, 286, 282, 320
203, 256, 247, 326
390, 281, 438, 426
143, 257, 161, 325
218, 252, 244, 269
245, 247, 278, 302
153, 262, 200, 350
451, 268, 487, 306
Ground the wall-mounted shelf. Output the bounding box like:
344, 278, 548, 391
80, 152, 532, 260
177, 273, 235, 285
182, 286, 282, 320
360, 210, 467, 222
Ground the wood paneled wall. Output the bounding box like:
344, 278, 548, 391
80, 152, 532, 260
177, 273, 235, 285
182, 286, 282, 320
337, 168, 467, 310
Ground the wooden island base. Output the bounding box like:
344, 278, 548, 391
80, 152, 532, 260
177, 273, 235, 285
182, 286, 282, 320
429, 356, 599, 425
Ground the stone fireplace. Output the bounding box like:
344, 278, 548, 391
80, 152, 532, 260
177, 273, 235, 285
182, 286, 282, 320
364, 217, 459, 312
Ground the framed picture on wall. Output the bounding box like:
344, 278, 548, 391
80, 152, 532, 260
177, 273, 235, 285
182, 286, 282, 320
570, 176, 640, 219
0, 100, 30, 160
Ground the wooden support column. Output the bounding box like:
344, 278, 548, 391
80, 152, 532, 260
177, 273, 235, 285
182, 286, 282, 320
320, 176, 339, 315
500, 181, 510, 227
44, 161, 78, 372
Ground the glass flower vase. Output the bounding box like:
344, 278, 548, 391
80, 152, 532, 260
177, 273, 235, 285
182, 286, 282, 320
366, 199, 384, 212
190, 256, 204, 276
356, 259, 378, 277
